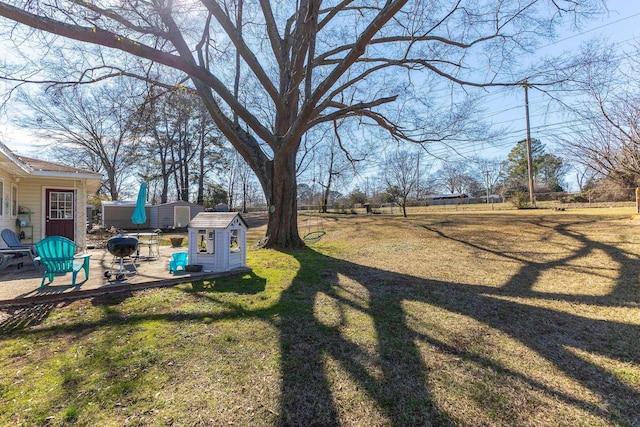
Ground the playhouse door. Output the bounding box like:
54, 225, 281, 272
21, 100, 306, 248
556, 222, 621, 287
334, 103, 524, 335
45, 189, 75, 240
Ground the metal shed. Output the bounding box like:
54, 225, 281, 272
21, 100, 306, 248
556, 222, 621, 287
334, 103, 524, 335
150, 201, 204, 230
101, 201, 151, 230
187, 212, 248, 272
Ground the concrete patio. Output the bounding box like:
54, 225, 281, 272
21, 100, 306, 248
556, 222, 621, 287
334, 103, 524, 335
0, 243, 249, 307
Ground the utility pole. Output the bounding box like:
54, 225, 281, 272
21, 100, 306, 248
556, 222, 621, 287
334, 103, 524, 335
523, 81, 536, 207
485, 170, 490, 205
415, 150, 420, 204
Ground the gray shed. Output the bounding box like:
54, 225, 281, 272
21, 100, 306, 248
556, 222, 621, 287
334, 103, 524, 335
150, 201, 204, 230
101, 201, 151, 230
187, 212, 248, 272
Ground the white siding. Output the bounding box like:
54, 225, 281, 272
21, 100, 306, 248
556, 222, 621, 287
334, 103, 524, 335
0, 170, 15, 247
6, 177, 89, 251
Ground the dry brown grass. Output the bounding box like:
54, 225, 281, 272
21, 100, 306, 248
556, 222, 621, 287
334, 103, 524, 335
299, 207, 640, 425
1, 207, 639, 426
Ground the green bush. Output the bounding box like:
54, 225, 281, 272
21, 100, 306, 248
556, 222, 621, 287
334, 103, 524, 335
509, 191, 531, 209
567, 194, 588, 203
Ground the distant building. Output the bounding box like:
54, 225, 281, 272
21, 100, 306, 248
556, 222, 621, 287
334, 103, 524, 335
425, 193, 503, 206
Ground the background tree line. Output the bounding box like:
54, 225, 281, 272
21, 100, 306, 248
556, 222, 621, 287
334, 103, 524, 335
297, 138, 571, 216
12, 71, 632, 219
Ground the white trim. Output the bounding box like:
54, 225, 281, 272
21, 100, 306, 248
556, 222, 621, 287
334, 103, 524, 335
0, 178, 4, 218
0, 141, 32, 175
10, 183, 18, 218
29, 170, 103, 180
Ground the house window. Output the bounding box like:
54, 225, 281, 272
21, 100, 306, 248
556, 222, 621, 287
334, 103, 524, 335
49, 191, 74, 219
11, 185, 17, 217
0, 180, 4, 217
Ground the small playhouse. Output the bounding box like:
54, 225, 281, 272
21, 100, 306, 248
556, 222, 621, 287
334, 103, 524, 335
187, 212, 248, 272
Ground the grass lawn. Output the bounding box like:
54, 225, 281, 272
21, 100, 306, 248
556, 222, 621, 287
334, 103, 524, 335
1, 207, 640, 426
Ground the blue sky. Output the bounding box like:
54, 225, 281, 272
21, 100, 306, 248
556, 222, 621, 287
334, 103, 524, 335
421, 0, 640, 159
483, 0, 640, 158
384, 0, 640, 192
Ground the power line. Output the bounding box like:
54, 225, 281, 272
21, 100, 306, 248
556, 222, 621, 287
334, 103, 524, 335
536, 11, 640, 51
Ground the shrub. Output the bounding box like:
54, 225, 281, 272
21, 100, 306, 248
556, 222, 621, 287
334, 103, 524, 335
567, 194, 588, 203
508, 191, 532, 209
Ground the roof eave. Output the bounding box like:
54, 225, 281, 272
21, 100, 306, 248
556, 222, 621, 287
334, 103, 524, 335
30, 170, 104, 180
0, 143, 32, 175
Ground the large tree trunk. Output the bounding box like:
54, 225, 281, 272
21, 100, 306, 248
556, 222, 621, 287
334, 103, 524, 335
196, 141, 205, 205
264, 146, 305, 249
192, 81, 305, 249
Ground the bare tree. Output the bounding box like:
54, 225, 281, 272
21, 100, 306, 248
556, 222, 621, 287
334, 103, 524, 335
437, 160, 472, 195
0, 0, 606, 248
573, 163, 599, 194
194, 118, 224, 206
472, 157, 504, 201
18, 81, 141, 200
384, 149, 419, 217
236, 155, 258, 213
221, 148, 263, 212
554, 41, 640, 188
314, 135, 358, 213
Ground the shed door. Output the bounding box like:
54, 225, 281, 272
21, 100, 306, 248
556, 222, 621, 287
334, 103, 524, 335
174, 206, 191, 228
45, 189, 75, 240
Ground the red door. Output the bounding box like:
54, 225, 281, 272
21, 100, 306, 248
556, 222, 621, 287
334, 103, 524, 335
45, 189, 75, 241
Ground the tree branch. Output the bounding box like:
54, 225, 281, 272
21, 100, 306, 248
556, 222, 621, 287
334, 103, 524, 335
290, 0, 408, 142
307, 96, 398, 130
201, 0, 284, 112
0, 1, 275, 145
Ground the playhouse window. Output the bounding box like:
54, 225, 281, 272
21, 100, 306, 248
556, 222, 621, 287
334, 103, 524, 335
198, 229, 215, 254
230, 229, 240, 252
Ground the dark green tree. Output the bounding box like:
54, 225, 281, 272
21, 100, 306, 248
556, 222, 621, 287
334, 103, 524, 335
503, 139, 566, 192
538, 153, 567, 192
503, 139, 546, 185
136, 90, 224, 204
203, 184, 228, 209
348, 188, 368, 206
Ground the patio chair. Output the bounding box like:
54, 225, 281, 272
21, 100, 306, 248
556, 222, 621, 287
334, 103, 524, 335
169, 252, 188, 273
1, 228, 38, 267
133, 229, 162, 260
0, 253, 25, 273
1, 228, 37, 254
34, 236, 91, 288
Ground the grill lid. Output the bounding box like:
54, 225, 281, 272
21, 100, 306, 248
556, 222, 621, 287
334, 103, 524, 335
107, 235, 139, 258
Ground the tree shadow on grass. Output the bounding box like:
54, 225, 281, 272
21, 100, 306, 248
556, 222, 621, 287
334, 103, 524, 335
0, 302, 58, 333
190, 270, 267, 294
277, 251, 454, 425
275, 218, 640, 425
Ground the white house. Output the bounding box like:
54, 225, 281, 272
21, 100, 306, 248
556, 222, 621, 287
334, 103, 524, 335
0, 141, 103, 250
